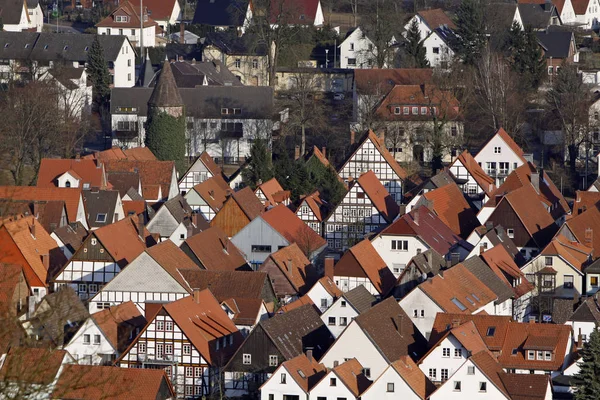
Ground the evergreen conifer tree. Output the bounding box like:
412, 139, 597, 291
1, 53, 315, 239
86, 36, 111, 108
575, 326, 600, 400
453, 0, 487, 65
405, 18, 430, 68
242, 139, 274, 189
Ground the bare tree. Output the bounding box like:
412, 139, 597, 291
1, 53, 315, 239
360, 0, 402, 68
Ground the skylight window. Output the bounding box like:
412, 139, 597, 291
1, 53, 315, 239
63, 45, 69, 51
472, 293, 480, 302
451, 297, 467, 311
466, 296, 475, 305
486, 327, 496, 337
96, 213, 107, 223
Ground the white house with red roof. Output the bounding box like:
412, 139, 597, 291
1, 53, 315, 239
449, 150, 496, 209
260, 354, 327, 400
295, 191, 326, 235
143, 0, 181, 31
96, 0, 157, 47
474, 128, 528, 186
361, 356, 435, 400
309, 358, 372, 400
179, 152, 222, 195
305, 276, 343, 313
403, 9, 456, 68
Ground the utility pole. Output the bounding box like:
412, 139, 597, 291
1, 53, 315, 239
140, 0, 144, 61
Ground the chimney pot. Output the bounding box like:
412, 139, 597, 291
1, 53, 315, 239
324, 257, 335, 278
350, 131, 356, 145
193, 289, 201, 303
307, 349, 313, 362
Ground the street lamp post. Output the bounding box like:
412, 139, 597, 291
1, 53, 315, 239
325, 49, 329, 68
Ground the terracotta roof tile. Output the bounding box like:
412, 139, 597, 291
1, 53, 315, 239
104, 160, 175, 202
142, 0, 178, 21
93, 216, 151, 267
316, 276, 343, 298
364, 131, 408, 180
145, 240, 199, 289
332, 358, 372, 396
571, 0, 590, 14
91, 301, 146, 353
499, 372, 550, 400
83, 147, 157, 161
191, 175, 232, 213
456, 151, 495, 195
354, 69, 434, 95
297, 191, 325, 221
199, 151, 222, 176
343, 239, 396, 295
376, 85, 461, 121
356, 170, 399, 222
52, 364, 174, 399
422, 321, 490, 362
422, 183, 479, 238
541, 236, 591, 272
279, 294, 316, 313
123, 200, 146, 217
0, 186, 82, 224
483, 128, 526, 163
37, 158, 107, 189
263, 243, 316, 293
389, 356, 435, 399
256, 177, 289, 206
96, 0, 159, 29
262, 205, 326, 252
480, 244, 533, 297
221, 297, 264, 326
278, 354, 327, 392
418, 8, 456, 29
562, 205, 600, 255
231, 187, 265, 219
184, 227, 248, 271
0, 347, 67, 385
419, 263, 497, 314
178, 269, 271, 302
574, 190, 600, 215
469, 351, 511, 398
308, 146, 329, 167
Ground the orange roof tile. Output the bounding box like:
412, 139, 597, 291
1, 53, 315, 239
145, 240, 198, 288
469, 351, 511, 399
571, 0, 590, 15
184, 227, 248, 271
354, 69, 434, 95
480, 244, 533, 297
365, 130, 408, 180
540, 236, 591, 272
231, 187, 265, 220
279, 294, 316, 313
309, 146, 329, 167
37, 158, 107, 189
316, 276, 343, 298
488, 128, 527, 162
418, 8, 456, 29
420, 263, 497, 314
0, 347, 67, 385
331, 358, 372, 397
83, 147, 157, 161
345, 239, 396, 295
199, 151, 222, 176
256, 178, 290, 206
93, 216, 150, 266
142, 0, 178, 21
422, 183, 479, 238
421, 321, 490, 364
192, 175, 231, 212
298, 191, 325, 222
52, 364, 174, 399
279, 354, 327, 392
573, 190, 600, 215
122, 200, 146, 217
376, 85, 461, 121
389, 356, 435, 400
104, 160, 174, 202
262, 205, 326, 253
356, 170, 399, 222
265, 243, 315, 292
562, 205, 600, 255
91, 301, 145, 352
0, 186, 82, 224
96, 0, 158, 28
221, 297, 264, 326
456, 151, 495, 195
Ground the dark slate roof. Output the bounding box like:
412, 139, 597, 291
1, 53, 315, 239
148, 60, 184, 107
178, 269, 272, 302
518, 3, 556, 29
462, 256, 514, 305
585, 257, 600, 273
82, 189, 120, 229
536, 30, 573, 59
0, 32, 130, 63
140, 55, 156, 87
343, 285, 376, 314
52, 222, 88, 255
204, 31, 268, 56
262, 304, 333, 359
429, 170, 456, 189
192, 0, 249, 27
157, 60, 242, 88
553, 297, 576, 325
111, 86, 274, 119
164, 43, 204, 62
569, 297, 600, 323
409, 248, 446, 277
0, 0, 26, 25
162, 194, 193, 224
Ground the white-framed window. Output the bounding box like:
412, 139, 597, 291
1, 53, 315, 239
412, 106, 418, 114
564, 275, 574, 288
420, 309, 425, 318
185, 367, 193, 377
545, 257, 553, 266
442, 348, 450, 358
545, 351, 552, 360
391, 240, 408, 251
453, 381, 461, 392
138, 342, 146, 353
183, 344, 191, 355
349, 43, 354, 51
269, 355, 278, 366
280, 373, 287, 384
467, 366, 475, 375
479, 382, 487, 392
328, 317, 336, 326
252, 59, 258, 68
340, 317, 348, 326
403, 106, 409, 115
340, 300, 347, 307
235, 59, 241, 68
454, 348, 462, 358
78, 283, 86, 293
93, 334, 101, 344
441, 369, 448, 381
91, 238, 97, 245
428, 369, 436, 379
507, 229, 514, 239
527, 350, 535, 360
421, 107, 427, 115
195, 367, 202, 377
243, 353, 251, 365
156, 321, 164, 331
394, 106, 401, 115
494, 146, 501, 154
165, 321, 173, 331
156, 344, 164, 358
89, 284, 98, 294
363, 368, 371, 378
387, 383, 394, 392
83, 334, 90, 344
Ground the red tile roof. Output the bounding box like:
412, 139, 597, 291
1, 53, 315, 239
315, 276, 343, 298
192, 175, 231, 212
365, 130, 408, 180
142, 0, 178, 21
256, 177, 290, 206
262, 243, 316, 293
269, 0, 321, 24
422, 182, 479, 238
298, 191, 325, 222
376, 85, 461, 121
562, 205, 600, 255
330, 358, 372, 397
199, 151, 222, 176
469, 351, 511, 399
0, 347, 67, 385
52, 364, 174, 400
356, 170, 399, 222
0, 186, 82, 224
540, 236, 591, 272
92, 216, 150, 266
309, 146, 329, 167
221, 297, 264, 326
482, 128, 527, 163
417, 8, 456, 29
37, 158, 108, 189
354, 69, 434, 95
456, 151, 495, 195
104, 160, 175, 202
388, 356, 435, 399
231, 187, 265, 220
83, 147, 157, 161
91, 301, 145, 352
184, 227, 248, 271
262, 205, 326, 253
480, 244, 533, 297
96, 0, 158, 28
279, 294, 316, 313
573, 190, 600, 215
277, 354, 327, 392
570, 0, 590, 15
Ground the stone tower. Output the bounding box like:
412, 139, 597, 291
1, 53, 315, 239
148, 59, 184, 118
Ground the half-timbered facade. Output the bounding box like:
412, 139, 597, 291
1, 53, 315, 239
449, 150, 496, 209
53, 216, 151, 300
179, 152, 222, 195
324, 171, 399, 252
338, 131, 407, 202
295, 191, 325, 235
183, 175, 231, 221
118, 290, 242, 399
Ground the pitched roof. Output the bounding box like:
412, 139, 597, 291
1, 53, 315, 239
91, 301, 146, 353
0, 264, 26, 312
571, 0, 590, 14
142, 0, 178, 21
354, 297, 426, 362
574, 190, 600, 215
231, 186, 264, 219
562, 205, 600, 255
83, 147, 157, 161
192, 0, 250, 27
381, 205, 465, 256
375, 84, 461, 121
479, 244, 533, 297
499, 372, 550, 400
541, 236, 591, 272
344, 131, 408, 181
106, 171, 140, 197
0, 347, 66, 385
163, 290, 238, 364
256, 177, 288, 207
389, 356, 435, 399
221, 297, 264, 326
92, 216, 150, 266
261, 304, 331, 359
96, 0, 158, 28
469, 351, 511, 399
263, 243, 316, 293
0, 186, 82, 224
269, 0, 321, 24
343, 285, 376, 314
338, 239, 396, 295
83, 189, 120, 229
306, 146, 329, 167
418, 263, 498, 314
354, 69, 434, 96
406, 248, 446, 277
52, 364, 174, 399
145, 240, 200, 286
417, 8, 456, 30
278, 354, 327, 392
262, 205, 326, 251
518, 3, 557, 29
356, 171, 399, 222
199, 151, 222, 176
480, 128, 527, 163
104, 159, 174, 202
178, 269, 271, 301
0, 0, 26, 25
331, 358, 372, 396
461, 256, 516, 305
420, 183, 479, 239
456, 151, 495, 195
279, 294, 316, 313
37, 158, 107, 189
184, 227, 248, 271
537, 30, 574, 59
298, 191, 326, 222
148, 60, 184, 107
315, 276, 343, 298
569, 296, 600, 323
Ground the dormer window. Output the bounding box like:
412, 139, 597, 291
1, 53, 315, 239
403, 107, 409, 115
221, 108, 229, 115
527, 350, 535, 360
115, 15, 129, 23
394, 107, 401, 115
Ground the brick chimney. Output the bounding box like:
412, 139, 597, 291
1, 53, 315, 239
531, 172, 540, 194
350, 131, 355, 145
193, 289, 201, 303
324, 257, 335, 278
306, 349, 313, 362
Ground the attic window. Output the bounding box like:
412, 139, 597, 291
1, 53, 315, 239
44, 45, 48, 50
221, 108, 229, 115
115, 16, 129, 23
96, 213, 107, 223
84, 46, 89, 51
511, 348, 518, 355
63, 46, 69, 51
451, 297, 467, 311
465, 296, 475, 305
471, 293, 480, 302
486, 327, 496, 337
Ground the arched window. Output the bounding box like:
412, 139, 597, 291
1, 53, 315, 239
65, 181, 71, 188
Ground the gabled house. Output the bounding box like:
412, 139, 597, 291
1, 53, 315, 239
0, 0, 43, 32
146, 195, 207, 245
295, 191, 326, 235
332, 239, 396, 297
232, 204, 326, 266
557, 203, 600, 255
0, 199, 68, 234
338, 27, 394, 69
338, 130, 407, 202
255, 177, 291, 207
118, 290, 243, 397
181, 227, 250, 272
304, 274, 343, 313
449, 150, 496, 209
258, 243, 318, 301
96, 0, 158, 47
320, 298, 427, 378
321, 285, 376, 338
104, 159, 179, 203
82, 189, 125, 229
514, 2, 562, 29
567, 295, 600, 346
391, 248, 446, 299
478, 184, 558, 259
372, 205, 471, 280
179, 151, 223, 195
221, 297, 269, 335
399, 263, 498, 339
269, 0, 325, 27
64, 301, 146, 365
565, 0, 600, 29
465, 224, 525, 266
37, 158, 109, 190
192, 0, 253, 32
51, 364, 176, 399
324, 170, 399, 252
224, 304, 333, 397
403, 9, 456, 68
143, 0, 181, 31
0, 264, 29, 317
53, 216, 154, 300
88, 241, 200, 315
474, 128, 527, 186
361, 356, 435, 400
0, 216, 66, 302
537, 29, 578, 76
259, 354, 327, 400
310, 358, 372, 399
210, 186, 264, 237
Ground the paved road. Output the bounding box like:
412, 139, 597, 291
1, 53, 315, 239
43, 23, 82, 34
